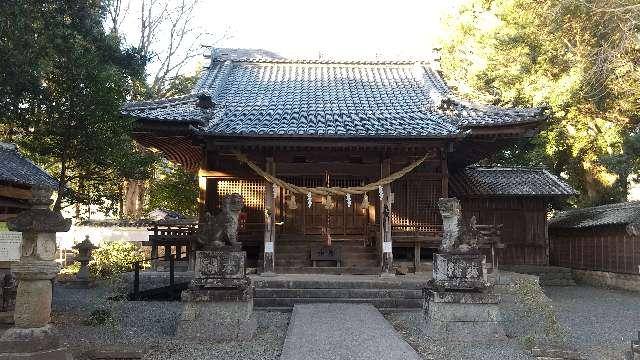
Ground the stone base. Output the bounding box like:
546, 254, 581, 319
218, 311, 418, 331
0, 347, 73, 360
0, 325, 74, 359
424, 290, 505, 340
176, 288, 256, 341
0, 311, 14, 325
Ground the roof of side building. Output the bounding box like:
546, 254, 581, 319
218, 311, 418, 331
449, 167, 577, 197
549, 202, 640, 229
0, 143, 58, 189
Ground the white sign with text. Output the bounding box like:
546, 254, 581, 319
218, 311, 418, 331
0, 232, 22, 262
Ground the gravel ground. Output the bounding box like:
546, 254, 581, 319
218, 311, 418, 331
49, 283, 289, 360
545, 285, 640, 360
385, 311, 533, 360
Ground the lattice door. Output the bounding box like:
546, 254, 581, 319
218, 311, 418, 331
217, 179, 265, 226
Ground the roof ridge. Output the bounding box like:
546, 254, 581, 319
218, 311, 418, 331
122, 94, 199, 111
207, 57, 433, 66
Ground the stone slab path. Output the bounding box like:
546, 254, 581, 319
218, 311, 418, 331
279, 303, 421, 360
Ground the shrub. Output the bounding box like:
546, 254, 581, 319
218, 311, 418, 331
88, 240, 146, 279
509, 278, 567, 348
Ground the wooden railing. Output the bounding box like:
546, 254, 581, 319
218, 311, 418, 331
130, 249, 194, 301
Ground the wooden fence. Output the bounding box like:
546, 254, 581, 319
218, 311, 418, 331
550, 225, 640, 275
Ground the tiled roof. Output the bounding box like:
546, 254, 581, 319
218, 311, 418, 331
549, 202, 640, 229
449, 167, 577, 197
0, 143, 58, 189
122, 48, 545, 138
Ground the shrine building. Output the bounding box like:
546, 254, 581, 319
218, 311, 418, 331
123, 48, 576, 275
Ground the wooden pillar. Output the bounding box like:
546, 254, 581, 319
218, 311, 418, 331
441, 147, 448, 198
262, 157, 277, 275
380, 157, 394, 277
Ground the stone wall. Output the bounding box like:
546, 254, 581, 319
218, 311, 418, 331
502, 265, 575, 286
572, 269, 640, 292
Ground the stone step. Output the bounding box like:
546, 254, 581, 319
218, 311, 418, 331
254, 288, 423, 299
253, 297, 423, 310
253, 277, 427, 290
273, 266, 381, 275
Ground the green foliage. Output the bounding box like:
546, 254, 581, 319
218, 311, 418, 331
145, 160, 199, 217
509, 278, 567, 347
440, 0, 640, 205
0, 223, 7, 232
83, 307, 113, 326
0, 1, 155, 212
89, 240, 146, 279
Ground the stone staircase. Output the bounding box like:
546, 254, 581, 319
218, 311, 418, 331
273, 235, 380, 274
253, 275, 426, 311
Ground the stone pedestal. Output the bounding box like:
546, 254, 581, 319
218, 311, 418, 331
176, 248, 256, 341
0, 187, 72, 360
424, 290, 505, 340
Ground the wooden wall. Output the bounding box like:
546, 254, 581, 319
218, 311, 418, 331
460, 197, 549, 265
549, 226, 640, 275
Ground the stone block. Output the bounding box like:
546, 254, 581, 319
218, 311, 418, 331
432, 253, 489, 290
176, 298, 256, 341
428, 319, 506, 340
0, 324, 60, 353
423, 289, 505, 340
194, 250, 245, 280
0, 347, 73, 360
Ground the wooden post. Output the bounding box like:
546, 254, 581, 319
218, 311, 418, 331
380, 157, 394, 277
441, 148, 448, 198
414, 242, 421, 271
262, 157, 276, 276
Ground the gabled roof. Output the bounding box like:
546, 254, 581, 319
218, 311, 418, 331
123, 49, 545, 139
449, 167, 577, 197
0, 143, 58, 189
549, 202, 640, 230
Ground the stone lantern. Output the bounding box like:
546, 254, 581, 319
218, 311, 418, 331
72, 235, 97, 287
0, 186, 72, 359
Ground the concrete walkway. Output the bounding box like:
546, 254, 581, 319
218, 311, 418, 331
280, 303, 421, 360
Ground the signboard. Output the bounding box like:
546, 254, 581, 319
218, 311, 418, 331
264, 242, 274, 253
382, 241, 392, 253
0, 232, 22, 262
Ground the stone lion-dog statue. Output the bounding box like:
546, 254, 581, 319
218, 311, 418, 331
197, 193, 245, 249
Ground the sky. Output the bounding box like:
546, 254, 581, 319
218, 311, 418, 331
196, 0, 462, 60
117, 0, 465, 76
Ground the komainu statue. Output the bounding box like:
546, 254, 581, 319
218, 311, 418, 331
197, 193, 245, 249
438, 198, 479, 253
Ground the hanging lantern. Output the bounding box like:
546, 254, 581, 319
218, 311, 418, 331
286, 193, 298, 210
378, 185, 384, 200
306, 192, 312, 208
346, 193, 352, 208
360, 193, 369, 210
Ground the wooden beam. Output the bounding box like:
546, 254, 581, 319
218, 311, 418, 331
0, 185, 32, 200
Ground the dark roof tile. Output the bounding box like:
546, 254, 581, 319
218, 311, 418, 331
0, 143, 58, 189
450, 167, 577, 197
123, 48, 546, 138
549, 202, 640, 229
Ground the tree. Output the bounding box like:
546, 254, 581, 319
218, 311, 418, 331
106, 0, 208, 98
0, 1, 154, 212
145, 160, 199, 217
440, 0, 640, 206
